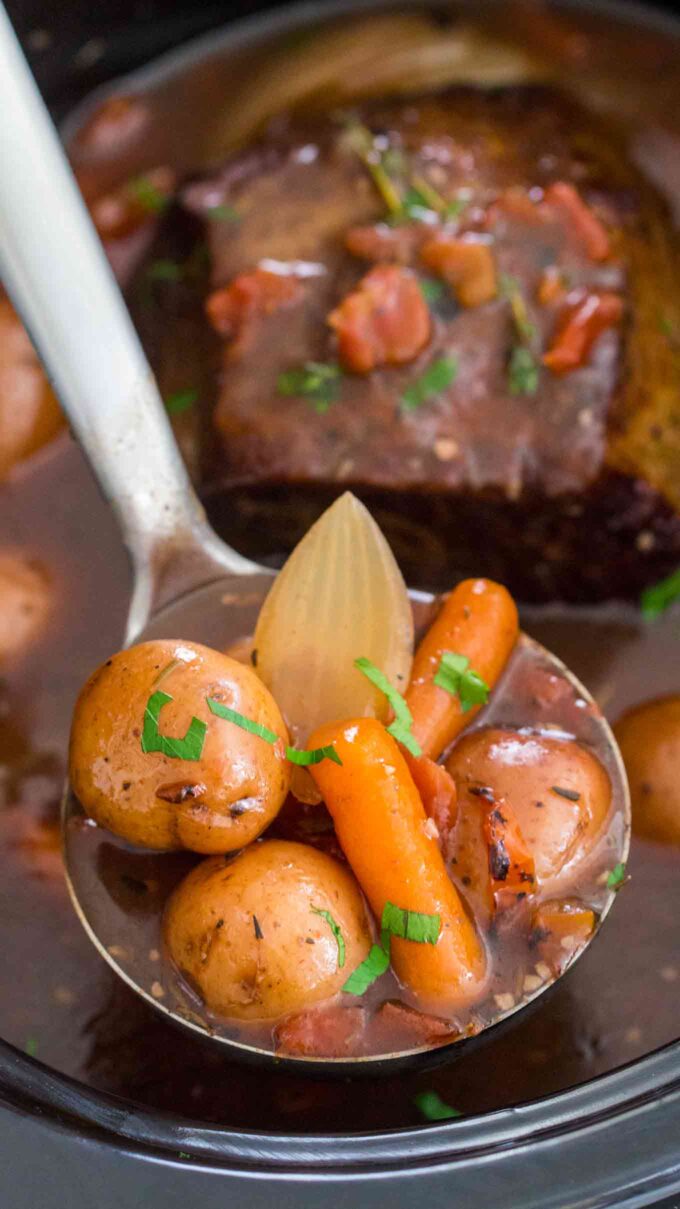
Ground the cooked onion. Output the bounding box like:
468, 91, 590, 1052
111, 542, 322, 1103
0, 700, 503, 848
254, 492, 414, 781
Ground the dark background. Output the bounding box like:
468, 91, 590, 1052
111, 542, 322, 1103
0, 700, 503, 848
4, 0, 680, 115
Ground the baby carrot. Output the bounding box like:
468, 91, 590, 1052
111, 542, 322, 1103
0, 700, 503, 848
309, 718, 487, 1013
406, 579, 519, 760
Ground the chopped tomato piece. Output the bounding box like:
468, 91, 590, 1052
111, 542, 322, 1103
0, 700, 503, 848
531, 900, 596, 974
543, 182, 611, 262
405, 753, 458, 855
484, 798, 536, 901
369, 1000, 461, 1051
420, 234, 497, 308
537, 265, 567, 306
274, 1005, 367, 1058
205, 269, 304, 339
345, 223, 421, 264
90, 166, 176, 240
543, 290, 623, 374
328, 266, 430, 373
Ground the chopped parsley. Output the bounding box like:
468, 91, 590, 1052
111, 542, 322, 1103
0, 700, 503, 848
25, 1037, 39, 1058
206, 698, 342, 766
343, 901, 440, 996
414, 1091, 462, 1121
146, 259, 182, 282
165, 388, 198, 416
141, 690, 207, 761
401, 356, 457, 411
606, 862, 628, 891
129, 174, 169, 214
419, 278, 445, 306
434, 652, 490, 713
311, 906, 346, 968
354, 657, 422, 756
508, 345, 539, 396
205, 203, 240, 223
277, 362, 342, 414
640, 568, 680, 620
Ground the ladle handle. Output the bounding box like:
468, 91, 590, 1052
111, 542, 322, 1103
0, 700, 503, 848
0, 8, 256, 638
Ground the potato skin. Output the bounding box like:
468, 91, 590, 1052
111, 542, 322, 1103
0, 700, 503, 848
164, 840, 372, 1021
69, 639, 290, 852
447, 727, 612, 898
614, 695, 680, 846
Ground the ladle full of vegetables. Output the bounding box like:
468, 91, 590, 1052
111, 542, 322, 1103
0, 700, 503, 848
0, 10, 629, 1072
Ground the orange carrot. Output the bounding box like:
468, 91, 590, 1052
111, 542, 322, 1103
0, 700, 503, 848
309, 719, 487, 1013
405, 753, 458, 852
406, 579, 519, 760
543, 291, 623, 374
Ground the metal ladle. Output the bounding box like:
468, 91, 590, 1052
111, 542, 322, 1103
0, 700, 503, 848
0, 8, 629, 1073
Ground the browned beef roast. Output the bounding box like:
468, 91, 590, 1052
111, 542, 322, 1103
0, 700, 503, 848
130, 85, 680, 601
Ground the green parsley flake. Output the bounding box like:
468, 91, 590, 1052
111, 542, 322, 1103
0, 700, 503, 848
414, 1091, 462, 1121
165, 388, 198, 416
141, 690, 207, 761
25, 1036, 38, 1058
342, 901, 440, 996
434, 652, 490, 714
311, 906, 346, 968
419, 278, 445, 306
129, 174, 169, 214
508, 346, 539, 396
146, 259, 182, 283
206, 698, 341, 766
606, 862, 628, 891
206, 203, 240, 223
353, 657, 422, 756
401, 356, 457, 412
277, 362, 342, 414
640, 568, 680, 620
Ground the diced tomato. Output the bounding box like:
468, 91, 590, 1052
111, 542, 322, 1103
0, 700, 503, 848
543, 290, 623, 374
405, 753, 458, 856
531, 900, 596, 974
90, 166, 176, 240
420, 234, 497, 308
274, 1005, 367, 1058
543, 182, 611, 262
205, 268, 304, 339
369, 1000, 461, 1051
345, 223, 422, 264
328, 266, 431, 373
484, 798, 536, 902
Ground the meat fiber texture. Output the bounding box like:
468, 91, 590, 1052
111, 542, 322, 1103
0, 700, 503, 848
133, 85, 680, 602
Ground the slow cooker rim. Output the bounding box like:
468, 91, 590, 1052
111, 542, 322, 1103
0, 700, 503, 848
4, 0, 680, 1179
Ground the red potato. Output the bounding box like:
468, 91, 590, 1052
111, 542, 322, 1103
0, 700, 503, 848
69, 639, 290, 852
164, 840, 372, 1021
447, 728, 612, 902
614, 696, 680, 846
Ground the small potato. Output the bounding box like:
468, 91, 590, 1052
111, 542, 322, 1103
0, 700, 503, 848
164, 840, 372, 1021
0, 552, 52, 661
447, 728, 612, 898
69, 640, 290, 852
614, 695, 680, 846
0, 297, 63, 478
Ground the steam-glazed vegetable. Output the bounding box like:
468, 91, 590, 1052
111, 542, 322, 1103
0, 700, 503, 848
164, 841, 372, 1020
69, 640, 290, 852
614, 696, 680, 846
